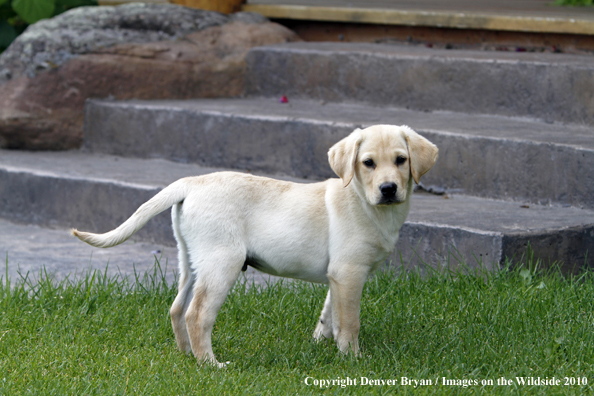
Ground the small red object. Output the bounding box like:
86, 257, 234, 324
279, 95, 288, 103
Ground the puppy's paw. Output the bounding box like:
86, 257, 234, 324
197, 355, 228, 369
313, 319, 333, 341
337, 339, 361, 357
216, 361, 230, 369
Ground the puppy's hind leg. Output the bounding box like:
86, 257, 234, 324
313, 289, 333, 341
169, 266, 194, 353
184, 248, 244, 367
170, 272, 194, 353
169, 203, 193, 353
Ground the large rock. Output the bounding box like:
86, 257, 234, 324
0, 3, 299, 150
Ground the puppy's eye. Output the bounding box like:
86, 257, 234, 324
396, 156, 407, 166
363, 159, 375, 168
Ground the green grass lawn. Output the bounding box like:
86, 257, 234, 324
1, 256, 593, 395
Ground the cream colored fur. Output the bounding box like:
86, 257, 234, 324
72, 124, 438, 367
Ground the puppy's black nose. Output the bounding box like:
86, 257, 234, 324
380, 182, 397, 198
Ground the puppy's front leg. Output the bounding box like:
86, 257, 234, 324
327, 264, 370, 356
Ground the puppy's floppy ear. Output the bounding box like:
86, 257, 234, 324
328, 128, 363, 187
401, 125, 439, 184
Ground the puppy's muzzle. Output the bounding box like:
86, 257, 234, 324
378, 182, 399, 204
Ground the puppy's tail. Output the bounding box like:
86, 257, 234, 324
71, 178, 192, 248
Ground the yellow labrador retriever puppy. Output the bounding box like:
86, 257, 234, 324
72, 124, 438, 367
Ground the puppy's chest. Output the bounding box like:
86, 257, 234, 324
375, 231, 401, 256
361, 212, 405, 257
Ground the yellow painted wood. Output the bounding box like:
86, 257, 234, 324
98, 0, 245, 14
170, 0, 245, 13
98, 0, 168, 5
242, 4, 594, 35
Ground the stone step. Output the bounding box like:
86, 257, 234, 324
83, 97, 594, 210
245, 42, 594, 126
1, 149, 592, 273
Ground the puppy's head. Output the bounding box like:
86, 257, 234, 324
328, 125, 438, 206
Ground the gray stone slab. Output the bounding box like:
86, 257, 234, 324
83, 98, 594, 210
0, 150, 592, 273
245, 42, 594, 126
